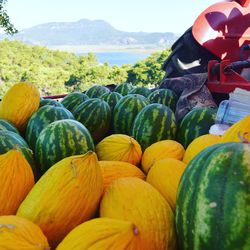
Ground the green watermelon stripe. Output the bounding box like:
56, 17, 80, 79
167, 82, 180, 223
73, 99, 111, 143
35, 119, 94, 173
0, 130, 37, 177
148, 89, 177, 111
132, 103, 176, 150
176, 143, 249, 250
25, 106, 74, 151
0, 119, 19, 134
177, 108, 217, 148
113, 94, 149, 135
176, 144, 222, 250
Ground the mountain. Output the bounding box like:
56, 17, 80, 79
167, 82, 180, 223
0, 19, 178, 47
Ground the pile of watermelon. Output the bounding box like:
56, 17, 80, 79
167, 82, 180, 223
0, 81, 248, 250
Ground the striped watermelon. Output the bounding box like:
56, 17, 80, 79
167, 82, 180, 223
40, 99, 64, 108
132, 103, 176, 150
85, 85, 110, 98
25, 105, 74, 151
113, 82, 134, 96
100, 92, 123, 113
35, 119, 94, 173
112, 94, 149, 135
177, 107, 217, 148
176, 142, 250, 250
129, 86, 152, 97
73, 98, 111, 143
0, 119, 19, 134
0, 130, 36, 176
60, 92, 89, 113
148, 89, 178, 112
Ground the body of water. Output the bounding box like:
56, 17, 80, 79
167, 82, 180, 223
78, 52, 150, 66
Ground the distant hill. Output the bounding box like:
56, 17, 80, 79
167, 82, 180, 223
0, 19, 179, 47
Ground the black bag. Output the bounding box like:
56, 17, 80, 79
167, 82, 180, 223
162, 27, 219, 79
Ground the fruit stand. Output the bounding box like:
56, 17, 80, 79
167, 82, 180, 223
0, 0, 249, 249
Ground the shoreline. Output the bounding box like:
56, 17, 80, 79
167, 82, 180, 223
48, 44, 169, 54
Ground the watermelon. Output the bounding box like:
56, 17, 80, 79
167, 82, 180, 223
129, 86, 152, 97
177, 107, 217, 148
60, 92, 89, 113
113, 82, 134, 96
40, 98, 64, 108
73, 98, 111, 143
25, 105, 74, 151
132, 103, 176, 150
35, 119, 94, 173
176, 142, 250, 250
0, 130, 36, 176
0, 119, 19, 134
85, 85, 110, 98
148, 89, 178, 112
100, 92, 123, 113
112, 94, 149, 135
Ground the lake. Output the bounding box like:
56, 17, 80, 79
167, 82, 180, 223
78, 52, 150, 66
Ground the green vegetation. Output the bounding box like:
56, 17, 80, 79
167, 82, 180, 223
0, 0, 17, 34
0, 39, 171, 98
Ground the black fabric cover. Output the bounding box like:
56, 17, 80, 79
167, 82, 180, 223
162, 27, 219, 79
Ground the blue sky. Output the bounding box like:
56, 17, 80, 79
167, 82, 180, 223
7, 0, 220, 34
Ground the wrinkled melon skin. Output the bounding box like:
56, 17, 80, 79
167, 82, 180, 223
141, 139, 185, 174
221, 114, 250, 143
100, 177, 176, 250
96, 134, 142, 166
0, 82, 40, 132
146, 158, 187, 211
57, 218, 139, 250
0, 149, 34, 215
0, 130, 37, 177
17, 152, 103, 249
99, 161, 146, 192
0, 215, 50, 250
183, 134, 221, 164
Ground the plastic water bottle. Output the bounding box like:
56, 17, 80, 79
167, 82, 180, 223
215, 100, 250, 125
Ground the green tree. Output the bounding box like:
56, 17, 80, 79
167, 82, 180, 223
0, 0, 17, 34
127, 49, 171, 87
0, 39, 171, 98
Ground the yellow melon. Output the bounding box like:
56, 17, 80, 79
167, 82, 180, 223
17, 152, 103, 248
0, 215, 49, 249
147, 158, 187, 211
141, 140, 185, 174
57, 218, 140, 250
100, 177, 176, 250
100, 161, 145, 192
0, 149, 34, 215
221, 114, 250, 142
96, 134, 142, 166
183, 134, 221, 164
0, 82, 40, 132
